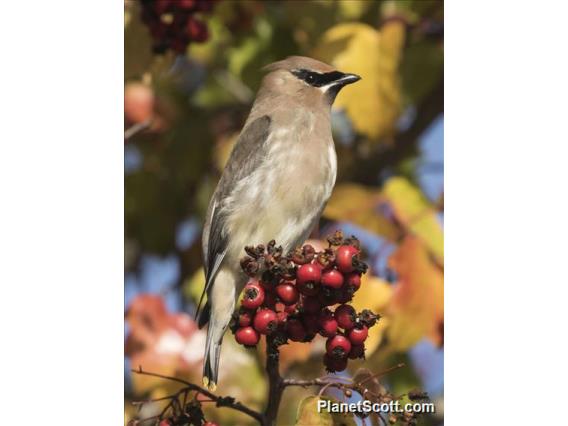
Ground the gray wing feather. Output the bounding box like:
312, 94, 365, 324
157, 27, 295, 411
196, 115, 272, 324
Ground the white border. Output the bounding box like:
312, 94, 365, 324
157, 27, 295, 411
0, 1, 124, 423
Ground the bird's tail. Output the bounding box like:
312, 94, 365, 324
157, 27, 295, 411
203, 330, 222, 391
202, 268, 238, 391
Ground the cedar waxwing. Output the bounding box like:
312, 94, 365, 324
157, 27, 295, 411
196, 56, 361, 390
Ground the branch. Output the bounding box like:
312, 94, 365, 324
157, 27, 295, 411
262, 336, 284, 426
131, 367, 264, 423
282, 363, 406, 406
124, 118, 152, 141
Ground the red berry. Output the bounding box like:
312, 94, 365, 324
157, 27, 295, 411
335, 245, 359, 273
186, 18, 208, 42
253, 309, 278, 335
203, 422, 219, 426
241, 282, 265, 309
345, 272, 362, 291
326, 335, 352, 358
154, 0, 172, 14
334, 304, 356, 330
286, 319, 307, 342
235, 326, 260, 346
238, 310, 253, 327
159, 420, 172, 426
178, 0, 196, 10
348, 326, 368, 345
324, 353, 348, 372
276, 283, 299, 305
319, 309, 338, 337
301, 296, 321, 314
296, 263, 322, 285
321, 269, 344, 289
348, 344, 365, 359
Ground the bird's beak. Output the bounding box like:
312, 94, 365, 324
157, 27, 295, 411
335, 73, 361, 86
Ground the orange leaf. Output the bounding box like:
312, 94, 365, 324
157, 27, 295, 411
386, 236, 443, 351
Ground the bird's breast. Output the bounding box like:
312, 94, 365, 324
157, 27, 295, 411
224, 115, 337, 259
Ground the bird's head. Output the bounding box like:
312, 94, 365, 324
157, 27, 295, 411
260, 56, 361, 106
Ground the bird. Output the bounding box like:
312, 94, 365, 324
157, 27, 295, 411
196, 56, 361, 390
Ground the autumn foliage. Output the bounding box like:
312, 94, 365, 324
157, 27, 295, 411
125, 0, 443, 425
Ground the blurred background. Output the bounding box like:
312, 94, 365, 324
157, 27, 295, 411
124, 0, 443, 424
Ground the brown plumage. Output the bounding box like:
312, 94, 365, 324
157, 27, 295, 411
197, 56, 360, 390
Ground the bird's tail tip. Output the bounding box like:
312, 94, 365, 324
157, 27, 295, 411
203, 335, 222, 392
202, 376, 217, 392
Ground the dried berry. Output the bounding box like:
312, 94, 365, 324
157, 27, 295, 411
324, 353, 348, 372
348, 344, 365, 359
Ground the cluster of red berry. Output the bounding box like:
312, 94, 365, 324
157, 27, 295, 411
139, 0, 216, 54
232, 232, 379, 373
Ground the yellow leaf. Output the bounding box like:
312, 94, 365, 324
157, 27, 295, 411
214, 132, 239, 172
296, 396, 356, 426
183, 267, 205, 305
296, 396, 332, 426
383, 177, 444, 264
313, 22, 404, 141
386, 236, 444, 351
351, 274, 392, 356
337, 0, 371, 19
324, 184, 399, 241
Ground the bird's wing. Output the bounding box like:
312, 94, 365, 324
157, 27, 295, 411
196, 115, 272, 324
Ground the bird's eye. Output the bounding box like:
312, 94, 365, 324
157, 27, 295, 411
306, 73, 316, 83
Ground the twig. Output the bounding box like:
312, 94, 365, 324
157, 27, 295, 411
124, 118, 152, 140
357, 363, 405, 386
131, 367, 264, 423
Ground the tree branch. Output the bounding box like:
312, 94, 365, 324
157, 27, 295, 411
262, 336, 284, 426
131, 367, 264, 423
